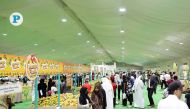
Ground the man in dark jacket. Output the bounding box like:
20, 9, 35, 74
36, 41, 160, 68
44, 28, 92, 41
152, 73, 159, 94
147, 74, 157, 107
38, 79, 47, 98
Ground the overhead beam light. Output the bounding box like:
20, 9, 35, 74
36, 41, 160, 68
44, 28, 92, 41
120, 30, 125, 33
92, 46, 95, 48
179, 42, 184, 45
2, 33, 7, 36
86, 40, 90, 43
121, 41, 125, 44
78, 32, 82, 36
34, 43, 38, 46
121, 47, 125, 50
52, 49, 55, 52
165, 49, 169, 51
119, 7, 126, 12
61, 18, 67, 22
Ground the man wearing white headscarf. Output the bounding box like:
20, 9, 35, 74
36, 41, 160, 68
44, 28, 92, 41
133, 75, 145, 108
101, 77, 114, 109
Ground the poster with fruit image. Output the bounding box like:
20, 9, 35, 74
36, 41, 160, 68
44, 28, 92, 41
25, 55, 39, 81
70, 64, 74, 73
66, 73, 72, 87
11, 56, 25, 76
55, 62, 63, 73
0, 54, 25, 76
39, 59, 48, 75
0, 54, 7, 71
37, 59, 63, 75
49, 60, 56, 74
0, 54, 7, 76
63, 63, 72, 74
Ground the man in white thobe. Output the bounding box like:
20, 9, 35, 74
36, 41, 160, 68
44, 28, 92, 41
133, 76, 145, 108
164, 73, 171, 82
101, 77, 114, 109
158, 81, 189, 109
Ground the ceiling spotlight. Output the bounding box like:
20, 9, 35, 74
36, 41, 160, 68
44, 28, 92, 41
34, 43, 38, 46
119, 7, 126, 12
121, 47, 125, 50
52, 49, 55, 52
92, 46, 95, 48
179, 42, 184, 45
2, 33, 7, 36
165, 49, 169, 51
78, 32, 82, 36
120, 30, 125, 33
86, 40, 90, 43
61, 18, 67, 22
121, 41, 125, 44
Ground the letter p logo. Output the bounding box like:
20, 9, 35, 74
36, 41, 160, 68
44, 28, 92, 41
13, 15, 20, 23
10, 12, 23, 26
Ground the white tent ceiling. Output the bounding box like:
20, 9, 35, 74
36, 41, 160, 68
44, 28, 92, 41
1, 0, 190, 66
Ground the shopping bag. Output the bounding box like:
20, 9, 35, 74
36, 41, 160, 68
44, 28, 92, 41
122, 93, 126, 99
40, 90, 43, 95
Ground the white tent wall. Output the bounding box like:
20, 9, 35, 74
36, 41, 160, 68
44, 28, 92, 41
116, 66, 143, 72
143, 57, 190, 75
90, 63, 116, 76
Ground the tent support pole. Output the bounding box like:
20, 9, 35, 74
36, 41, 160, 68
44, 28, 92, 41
34, 77, 38, 109
57, 73, 61, 108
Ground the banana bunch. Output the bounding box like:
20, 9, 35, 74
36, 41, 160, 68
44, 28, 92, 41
38, 93, 79, 107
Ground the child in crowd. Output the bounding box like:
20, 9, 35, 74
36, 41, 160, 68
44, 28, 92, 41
51, 82, 57, 95
111, 77, 117, 107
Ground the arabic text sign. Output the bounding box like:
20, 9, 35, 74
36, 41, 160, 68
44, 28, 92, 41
0, 83, 22, 95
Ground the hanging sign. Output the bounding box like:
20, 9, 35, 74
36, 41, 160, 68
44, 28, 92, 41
0, 54, 10, 76
10, 56, 25, 76
0, 54, 25, 76
0, 83, 22, 96
9, 12, 23, 26
25, 55, 39, 81
66, 73, 72, 87
63, 63, 90, 74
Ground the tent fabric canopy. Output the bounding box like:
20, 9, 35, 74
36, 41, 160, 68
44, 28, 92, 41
1, 0, 190, 66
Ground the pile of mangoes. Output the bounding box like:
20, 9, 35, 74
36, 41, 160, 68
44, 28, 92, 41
38, 93, 79, 107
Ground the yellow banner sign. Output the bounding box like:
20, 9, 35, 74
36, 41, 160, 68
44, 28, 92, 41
63, 63, 90, 74
0, 54, 63, 76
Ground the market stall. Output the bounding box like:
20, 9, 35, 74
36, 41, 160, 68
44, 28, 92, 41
0, 54, 91, 109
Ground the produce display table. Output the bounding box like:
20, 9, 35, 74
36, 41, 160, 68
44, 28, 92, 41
30, 105, 77, 109
37, 93, 78, 108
